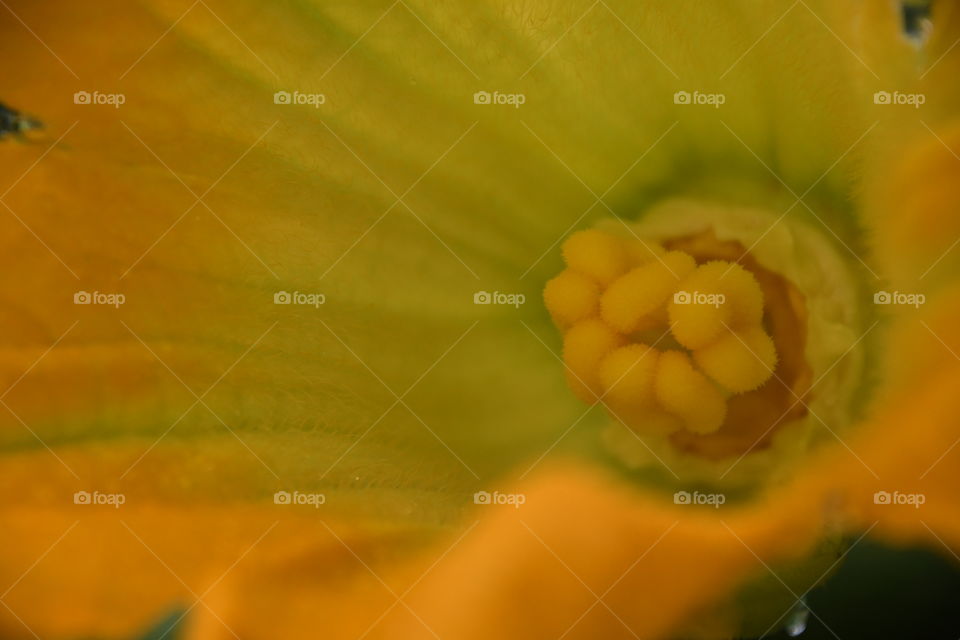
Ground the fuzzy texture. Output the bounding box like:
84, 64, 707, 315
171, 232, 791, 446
1, 0, 959, 639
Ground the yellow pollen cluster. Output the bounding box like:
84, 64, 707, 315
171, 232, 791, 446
545, 229, 777, 436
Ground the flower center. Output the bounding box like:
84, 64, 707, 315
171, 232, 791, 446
544, 201, 832, 465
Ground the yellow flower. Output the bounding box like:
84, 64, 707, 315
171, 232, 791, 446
1, 0, 959, 638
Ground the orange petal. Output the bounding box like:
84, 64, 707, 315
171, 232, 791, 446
187, 465, 826, 640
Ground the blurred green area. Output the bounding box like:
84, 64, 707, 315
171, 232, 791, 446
764, 539, 960, 640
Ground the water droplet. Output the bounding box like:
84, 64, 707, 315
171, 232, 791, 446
784, 598, 810, 637
902, 1, 932, 45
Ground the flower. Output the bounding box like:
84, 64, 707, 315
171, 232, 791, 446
1, 0, 959, 638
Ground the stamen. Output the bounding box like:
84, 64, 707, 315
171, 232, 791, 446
560, 229, 632, 285
599, 344, 659, 409
545, 227, 781, 443
694, 326, 778, 394
544, 269, 600, 329
668, 261, 764, 349
562, 317, 626, 403
600, 251, 696, 333
655, 350, 727, 434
